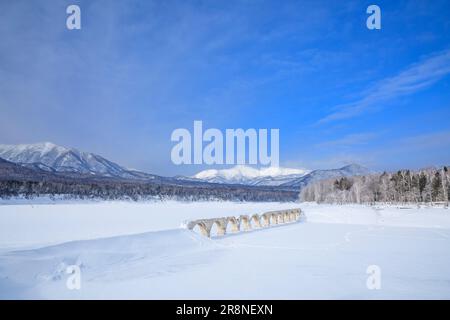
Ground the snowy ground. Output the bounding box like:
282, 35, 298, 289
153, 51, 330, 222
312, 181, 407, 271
0, 200, 449, 299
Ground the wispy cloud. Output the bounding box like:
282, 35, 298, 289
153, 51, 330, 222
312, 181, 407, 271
318, 49, 450, 124
316, 132, 381, 148
399, 130, 450, 150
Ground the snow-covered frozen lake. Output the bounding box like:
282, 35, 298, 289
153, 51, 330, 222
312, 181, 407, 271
0, 200, 449, 299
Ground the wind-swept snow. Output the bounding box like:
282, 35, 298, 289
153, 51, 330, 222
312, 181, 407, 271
0, 201, 449, 299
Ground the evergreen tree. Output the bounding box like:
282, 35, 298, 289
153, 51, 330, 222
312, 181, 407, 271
432, 171, 443, 201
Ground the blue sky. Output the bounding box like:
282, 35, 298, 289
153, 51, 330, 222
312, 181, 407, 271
0, 0, 449, 175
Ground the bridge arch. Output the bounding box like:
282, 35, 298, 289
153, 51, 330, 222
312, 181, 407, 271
261, 213, 271, 227
226, 217, 239, 233
192, 222, 209, 237
210, 220, 226, 237
270, 213, 278, 225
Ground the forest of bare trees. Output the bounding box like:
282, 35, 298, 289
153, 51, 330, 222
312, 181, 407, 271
300, 167, 450, 204
0, 179, 299, 202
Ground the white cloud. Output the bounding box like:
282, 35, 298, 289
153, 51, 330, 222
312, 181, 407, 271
318, 49, 450, 124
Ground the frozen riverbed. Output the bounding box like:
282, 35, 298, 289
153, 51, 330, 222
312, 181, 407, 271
0, 200, 449, 299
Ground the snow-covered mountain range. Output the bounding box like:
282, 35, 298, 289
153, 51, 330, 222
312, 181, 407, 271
0, 142, 159, 180
192, 165, 310, 186
0, 142, 370, 190
192, 164, 370, 187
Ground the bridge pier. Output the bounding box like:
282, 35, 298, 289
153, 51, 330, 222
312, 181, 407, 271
240, 215, 251, 231
251, 214, 261, 228
216, 225, 226, 236
289, 211, 296, 221
277, 213, 284, 224
284, 212, 290, 222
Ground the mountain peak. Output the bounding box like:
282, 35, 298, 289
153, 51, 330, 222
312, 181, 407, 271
340, 163, 370, 174
341, 163, 364, 169
0, 142, 132, 178
0, 141, 68, 154
34, 141, 61, 149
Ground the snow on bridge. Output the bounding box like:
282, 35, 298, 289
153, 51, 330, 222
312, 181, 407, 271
186, 208, 303, 237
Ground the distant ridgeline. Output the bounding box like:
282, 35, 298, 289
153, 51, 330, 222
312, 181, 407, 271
300, 167, 450, 204
0, 157, 298, 202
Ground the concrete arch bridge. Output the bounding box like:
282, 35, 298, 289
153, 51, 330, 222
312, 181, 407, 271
186, 208, 303, 238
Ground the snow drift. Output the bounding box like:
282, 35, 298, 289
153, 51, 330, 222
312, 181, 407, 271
0, 201, 449, 299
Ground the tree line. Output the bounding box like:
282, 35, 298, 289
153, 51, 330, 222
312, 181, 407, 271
0, 178, 298, 202
300, 167, 450, 204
